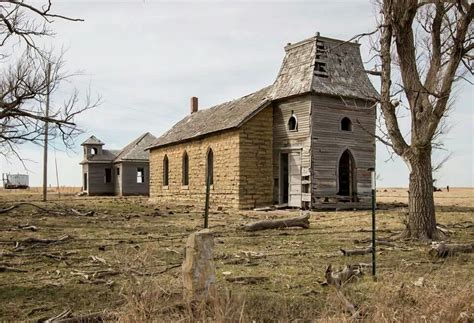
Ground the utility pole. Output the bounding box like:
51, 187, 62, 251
54, 149, 60, 200
42, 63, 51, 202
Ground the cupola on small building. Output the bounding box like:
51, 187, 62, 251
147, 34, 378, 209
80, 132, 156, 196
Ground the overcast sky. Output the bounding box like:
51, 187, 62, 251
1, 1, 472, 188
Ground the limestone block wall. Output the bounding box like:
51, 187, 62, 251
149, 130, 241, 209
239, 106, 273, 209
149, 107, 274, 210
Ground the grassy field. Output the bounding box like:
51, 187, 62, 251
0, 188, 472, 321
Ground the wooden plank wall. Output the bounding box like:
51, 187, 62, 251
114, 164, 122, 195
82, 164, 88, 191
311, 95, 375, 200
272, 95, 312, 203
120, 162, 150, 196
87, 163, 114, 195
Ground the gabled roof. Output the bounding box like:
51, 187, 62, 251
148, 86, 272, 149
81, 135, 104, 146
114, 132, 157, 162
81, 133, 156, 164
83, 149, 120, 163
270, 35, 379, 101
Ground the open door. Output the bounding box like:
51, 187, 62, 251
338, 149, 356, 196
83, 172, 88, 191
280, 151, 302, 207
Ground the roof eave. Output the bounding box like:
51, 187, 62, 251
114, 158, 149, 164
148, 99, 272, 151
147, 126, 237, 151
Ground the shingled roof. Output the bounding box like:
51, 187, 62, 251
81, 135, 104, 146
114, 132, 157, 162
82, 149, 120, 163
148, 86, 272, 149
81, 133, 156, 164
148, 34, 378, 150
270, 35, 379, 101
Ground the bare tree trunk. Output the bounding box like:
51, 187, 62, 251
404, 149, 439, 240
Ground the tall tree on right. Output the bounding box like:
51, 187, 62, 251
377, 0, 472, 240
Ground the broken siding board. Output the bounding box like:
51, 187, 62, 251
311, 95, 375, 199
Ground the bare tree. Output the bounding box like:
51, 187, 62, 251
0, 1, 99, 160
374, 0, 473, 240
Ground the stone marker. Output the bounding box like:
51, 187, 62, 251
182, 229, 216, 303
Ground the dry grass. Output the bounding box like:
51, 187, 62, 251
0, 188, 472, 321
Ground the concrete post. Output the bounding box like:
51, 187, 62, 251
182, 229, 216, 303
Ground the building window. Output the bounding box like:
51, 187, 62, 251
116, 167, 120, 176
91, 147, 98, 155
137, 168, 145, 183
163, 155, 169, 186
288, 111, 298, 131
182, 151, 189, 186
105, 168, 112, 183
206, 148, 214, 185
341, 117, 352, 131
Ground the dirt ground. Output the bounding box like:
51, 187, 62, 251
0, 188, 472, 321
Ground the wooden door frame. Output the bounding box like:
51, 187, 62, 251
336, 148, 357, 196
279, 152, 289, 205
83, 172, 88, 192
279, 148, 303, 206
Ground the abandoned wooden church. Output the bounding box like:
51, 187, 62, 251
147, 34, 378, 209
81, 132, 156, 196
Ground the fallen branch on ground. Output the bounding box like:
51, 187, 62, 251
225, 276, 268, 284
429, 242, 474, 258
16, 235, 72, 246
0, 203, 94, 217
323, 264, 364, 287
70, 269, 120, 280
340, 246, 372, 256
44, 308, 73, 323
156, 263, 182, 274
353, 238, 395, 246
436, 224, 454, 235
70, 208, 95, 216
1, 251, 77, 259
241, 212, 310, 232
451, 222, 474, 229
53, 312, 116, 323
18, 224, 38, 231
0, 266, 28, 272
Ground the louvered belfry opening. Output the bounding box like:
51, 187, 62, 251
314, 40, 328, 78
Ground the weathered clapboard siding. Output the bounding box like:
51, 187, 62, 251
120, 162, 150, 196
311, 95, 375, 199
82, 164, 89, 191
272, 95, 312, 204
86, 163, 114, 195
114, 165, 122, 195
81, 133, 155, 196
